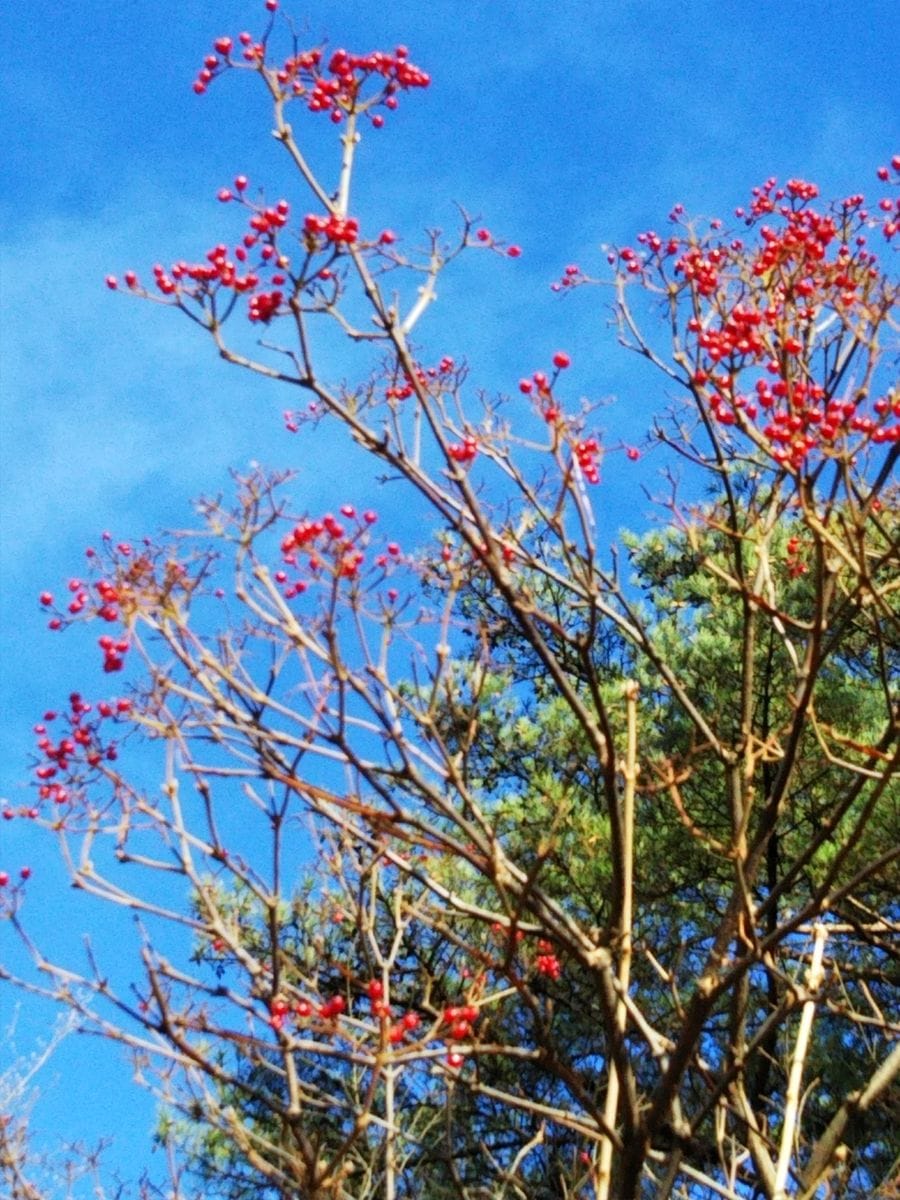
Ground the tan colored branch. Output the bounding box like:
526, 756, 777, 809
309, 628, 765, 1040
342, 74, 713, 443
772, 923, 828, 1200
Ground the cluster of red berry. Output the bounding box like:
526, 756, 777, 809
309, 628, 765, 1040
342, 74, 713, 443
269, 992, 347, 1032
610, 169, 900, 471
266, 979, 481, 1069
276, 505, 398, 596
107, 177, 296, 325
303, 212, 359, 246
311, 47, 430, 117
739, 176, 821, 221
518, 351, 571, 423
515, 352, 639, 481
550, 262, 587, 292
40, 538, 193, 675
447, 436, 478, 465
385, 1011, 423, 1045
41, 577, 130, 673
192, 18, 429, 131
875, 159, 900, 238
28, 692, 130, 808
441, 1002, 480, 1044
535, 940, 563, 980
784, 536, 809, 579
107, 180, 406, 328
574, 437, 602, 485
673, 244, 724, 295
489, 923, 566, 983
365, 980, 423, 1045
690, 305, 766, 364
383, 355, 456, 403
248, 289, 283, 323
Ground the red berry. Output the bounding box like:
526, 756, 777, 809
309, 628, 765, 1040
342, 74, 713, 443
552, 351, 571, 369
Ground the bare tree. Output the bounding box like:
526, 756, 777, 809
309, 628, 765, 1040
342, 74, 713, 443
2, 19, 898, 1200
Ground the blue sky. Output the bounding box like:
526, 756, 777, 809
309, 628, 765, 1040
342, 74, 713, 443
1, 0, 897, 1187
